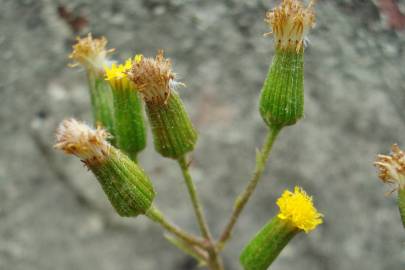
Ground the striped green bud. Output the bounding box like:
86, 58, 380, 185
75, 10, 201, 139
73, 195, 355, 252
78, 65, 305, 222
69, 33, 115, 139
240, 217, 298, 270
128, 51, 197, 159
87, 71, 115, 135
240, 187, 322, 270
146, 91, 197, 159
105, 58, 147, 161
54, 119, 155, 217
260, 0, 316, 129
259, 50, 304, 128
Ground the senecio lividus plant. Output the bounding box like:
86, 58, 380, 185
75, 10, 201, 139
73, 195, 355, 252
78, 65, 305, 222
55, 0, 324, 269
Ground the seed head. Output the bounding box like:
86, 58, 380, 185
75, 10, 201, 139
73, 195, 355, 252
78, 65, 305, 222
54, 118, 111, 165
69, 33, 114, 72
374, 144, 405, 191
265, 0, 316, 52
127, 50, 184, 105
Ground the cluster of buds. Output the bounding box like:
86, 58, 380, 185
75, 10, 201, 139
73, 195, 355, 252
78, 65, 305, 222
57, 35, 199, 217
54, 0, 326, 268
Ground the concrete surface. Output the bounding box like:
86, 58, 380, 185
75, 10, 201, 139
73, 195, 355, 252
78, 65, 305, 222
1, 0, 405, 269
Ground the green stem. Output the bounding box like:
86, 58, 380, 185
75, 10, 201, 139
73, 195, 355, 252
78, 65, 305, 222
177, 156, 224, 270
145, 205, 206, 248
178, 156, 212, 239
218, 127, 281, 248
398, 187, 405, 229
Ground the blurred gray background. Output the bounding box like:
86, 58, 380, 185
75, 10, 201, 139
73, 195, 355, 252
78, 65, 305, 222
1, 0, 405, 269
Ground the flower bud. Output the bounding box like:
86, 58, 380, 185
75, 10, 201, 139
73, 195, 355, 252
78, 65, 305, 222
259, 0, 316, 129
374, 144, 405, 228
240, 186, 322, 270
127, 51, 197, 159
54, 119, 155, 217
105, 57, 146, 161
69, 33, 115, 137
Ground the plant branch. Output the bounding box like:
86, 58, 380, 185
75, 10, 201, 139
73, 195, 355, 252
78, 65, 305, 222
177, 156, 224, 270
218, 127, 281, 248
145, 205, 206, 249
178, 156, 212, 240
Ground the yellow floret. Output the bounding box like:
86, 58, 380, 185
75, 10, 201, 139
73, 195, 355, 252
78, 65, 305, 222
104, 58, 134, 90
276, 186, 323, 233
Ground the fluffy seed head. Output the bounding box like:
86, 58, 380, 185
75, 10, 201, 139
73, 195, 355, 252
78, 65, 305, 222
69, 33, 114, 73
374, 144, 405, 191
265, 0, 316, 52
277, 186, 323, 233
127, 50, 183, 105
54, 119, 111, 165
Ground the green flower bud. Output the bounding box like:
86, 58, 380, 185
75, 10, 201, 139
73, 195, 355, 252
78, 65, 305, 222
240, 187, 322, 270
127, 51, 197, 159
55, 119, 155, 217
259, 50, 304, 128
69, 33, 115, 139
241, 217, 298, 270
260, 0, 316, 129
105, 57, 147, 161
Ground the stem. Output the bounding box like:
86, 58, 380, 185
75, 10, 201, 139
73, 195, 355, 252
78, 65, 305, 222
398, 187, 405, 229
218, 127, 281, 248
146, 205, 206, 248
177, 156, 224, 270
178, 156, 212, 239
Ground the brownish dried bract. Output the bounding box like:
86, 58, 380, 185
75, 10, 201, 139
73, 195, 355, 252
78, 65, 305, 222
265, 0, 316, 52
127, 50, 180, 105
374, 144, 405, 191
69, 33, 114, 72
54, 118, 111, 165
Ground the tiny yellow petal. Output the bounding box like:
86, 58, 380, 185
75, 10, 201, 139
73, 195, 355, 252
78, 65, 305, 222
276, 186, 323, 233
104, 58, 135, 90
134, 54, 143, 64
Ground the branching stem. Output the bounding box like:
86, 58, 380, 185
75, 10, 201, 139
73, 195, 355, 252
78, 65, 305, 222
218, 127, 281, 248
145, 205, 206, 248
177, 156, 224, 270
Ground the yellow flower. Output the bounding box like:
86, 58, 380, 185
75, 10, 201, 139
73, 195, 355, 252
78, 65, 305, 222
277, 186, 323, 233
265, 0, 316, 52
69, 33, 114, 73
374, 144, 405, 192
104, 58, 134, 90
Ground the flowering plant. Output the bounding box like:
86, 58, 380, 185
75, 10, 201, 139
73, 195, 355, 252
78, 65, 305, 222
54, 1, 327, 269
